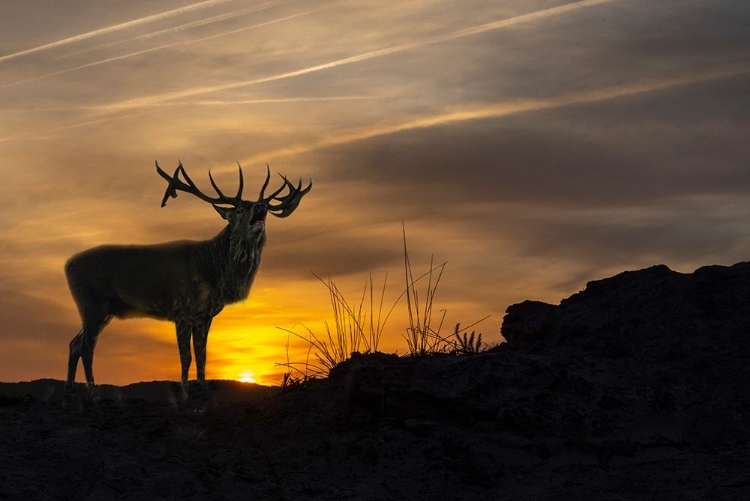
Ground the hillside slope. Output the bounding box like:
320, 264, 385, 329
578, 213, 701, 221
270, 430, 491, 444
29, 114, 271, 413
1, 262, 749, 500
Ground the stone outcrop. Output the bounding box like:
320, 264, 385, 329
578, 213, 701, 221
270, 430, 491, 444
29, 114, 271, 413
503, 262, 750, 362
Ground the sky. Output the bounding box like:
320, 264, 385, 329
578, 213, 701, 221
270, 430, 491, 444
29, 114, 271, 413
0, 0, 748, 386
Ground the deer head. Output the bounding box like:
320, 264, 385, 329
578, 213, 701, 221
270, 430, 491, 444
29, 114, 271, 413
155, 160, 312, 243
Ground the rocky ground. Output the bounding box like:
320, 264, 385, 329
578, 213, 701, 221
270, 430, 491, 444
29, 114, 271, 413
2, 262, 750, 500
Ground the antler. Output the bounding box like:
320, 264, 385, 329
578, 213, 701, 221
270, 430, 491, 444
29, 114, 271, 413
258, 165, 313, 218
156, 160, 312, 216
156, 160, 244, 207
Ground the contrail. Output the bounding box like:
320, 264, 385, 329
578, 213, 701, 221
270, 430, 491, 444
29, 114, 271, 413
56, 0, 287, 60
236, 65, 750, 165
2, 65, 746, 145
4, 95, 374, 113
0, 0, 234, 63
0, 111, 151, 143
98, 0, 620, 111
0, 95, 373, 142
0, 10, 317, 90
181, 95, 376, 105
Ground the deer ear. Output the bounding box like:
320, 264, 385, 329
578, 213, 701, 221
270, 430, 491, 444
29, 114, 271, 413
213, 205, 232, 220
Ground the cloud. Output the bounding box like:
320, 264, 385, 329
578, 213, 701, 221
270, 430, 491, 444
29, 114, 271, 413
231, 64, 750, 168
56, 0, 287, 60
0, 0, 234, 63
82, 0, 621, 112
288, 74, 750, 214
0, 9, 316, 90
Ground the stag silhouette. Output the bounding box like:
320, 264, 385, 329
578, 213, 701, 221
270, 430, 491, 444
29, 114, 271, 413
64, 161, 312, 398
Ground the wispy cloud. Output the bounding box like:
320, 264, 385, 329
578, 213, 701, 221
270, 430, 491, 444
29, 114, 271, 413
0, 94, 375, 143
180, 95, 377, 106
0, 10, 316, 90
240, 64, 750, 164
3, 63, 745, 146
93, 0, 622, 111
55, 0, 287, 60
0, 111, 152, 143
3, 95, 375, 113
0, 0, 234, 63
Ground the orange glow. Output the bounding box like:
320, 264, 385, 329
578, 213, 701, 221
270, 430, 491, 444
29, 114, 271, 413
237, 370, 257, 384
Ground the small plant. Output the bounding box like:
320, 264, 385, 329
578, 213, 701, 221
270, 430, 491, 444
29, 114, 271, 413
281, 372, 315, 393
453, 323, 484, 354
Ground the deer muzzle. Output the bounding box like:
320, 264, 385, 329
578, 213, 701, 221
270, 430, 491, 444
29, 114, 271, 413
252, 203, 268, 229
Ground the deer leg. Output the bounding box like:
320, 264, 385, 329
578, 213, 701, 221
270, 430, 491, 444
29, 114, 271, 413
193, 318, 212, 387
175, 320, 192, 397
79, 315, 111, 396
65, 330, 84, 393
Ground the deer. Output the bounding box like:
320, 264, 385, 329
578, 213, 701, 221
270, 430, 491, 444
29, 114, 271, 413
64, 160, 312, 399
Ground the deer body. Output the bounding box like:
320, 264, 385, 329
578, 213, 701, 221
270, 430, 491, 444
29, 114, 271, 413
65, 161, 310, 397
66, 232, 264, 321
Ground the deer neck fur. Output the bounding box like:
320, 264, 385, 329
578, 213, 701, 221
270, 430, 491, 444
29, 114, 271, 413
198, 226, 266, 305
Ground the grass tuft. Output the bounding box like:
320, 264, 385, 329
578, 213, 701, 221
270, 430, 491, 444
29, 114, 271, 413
401, 224, 450, 355
277, 272, 397, 378
276, 225, 492, 382
452, 323, 484, 354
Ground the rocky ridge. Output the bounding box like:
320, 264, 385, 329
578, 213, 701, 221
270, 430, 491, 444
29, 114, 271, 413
1, 262, 749, 500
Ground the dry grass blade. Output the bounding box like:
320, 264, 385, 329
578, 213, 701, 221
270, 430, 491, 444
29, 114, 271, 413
402, 224, 449, 356
275, 325, 336, 378
370, 271, 389, 352
312, 271, 394, 356
276, 332, 317, 391
278, 271, 398, 380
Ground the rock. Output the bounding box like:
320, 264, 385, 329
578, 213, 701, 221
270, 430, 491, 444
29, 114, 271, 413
502, 262, 750, 361
501, 300, 556, 350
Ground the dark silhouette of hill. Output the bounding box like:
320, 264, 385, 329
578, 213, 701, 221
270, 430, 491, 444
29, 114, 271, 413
0, 378, 275, 404
1, 262, 749, 500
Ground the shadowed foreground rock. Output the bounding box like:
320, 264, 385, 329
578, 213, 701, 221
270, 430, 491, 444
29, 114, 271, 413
1, 262, 750, 500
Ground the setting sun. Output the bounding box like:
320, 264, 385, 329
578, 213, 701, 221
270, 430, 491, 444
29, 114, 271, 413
238, 371, 257, 384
